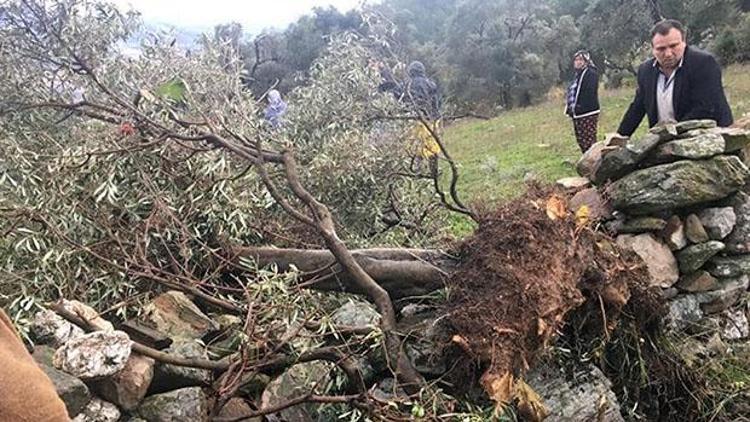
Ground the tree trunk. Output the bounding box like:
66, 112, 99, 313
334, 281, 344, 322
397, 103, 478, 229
231, 247, 454, 299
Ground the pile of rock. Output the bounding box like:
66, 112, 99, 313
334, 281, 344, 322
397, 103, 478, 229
568, 119, 750, 339
28, 294, 258, 422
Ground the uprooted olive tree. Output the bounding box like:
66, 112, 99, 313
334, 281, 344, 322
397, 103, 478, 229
0, 0, 484, 419
2, 2, 731, 421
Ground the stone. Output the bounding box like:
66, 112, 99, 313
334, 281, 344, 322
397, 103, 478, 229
695, 275, 749, 314
652, 133, 725, 161
616, 234, 679, 288
556, 176, 591, 190
217, 398, 261, 422
591, 146, 638, 185
613, 217, 667, 234
666, 295, 703, 332
675, 271, 721, 293
661, 215, 688, 250
261, 361, 333, 422
569, 188, 612, 221
707, 254, 750, 278
95, 353, 154, 411
625, 132, 663, 156
724, 192, 750, 254
608, 156, 750, 215
53, 330, 131, 379
676, 241, 725, 273
32, 345, 56, 367
698, 207, 737, 240
648, 123, 678, 140
214, 314, 242, 330
137, 387, 208, 422
143, 291, 219, 340
151, 339, 212, 393
675, 119, 717, 133
685, 214, 710, 243
576, 142, 612, 179
715, 127, 750, 152
716, 308, 749, 340
527, 363, 624, 422
59, 300, 114, 331
30, 309, 85, 348
331, 300, 380, 329
39, 364, 91, 417
71, 398, 120, 422
661, 287, 679, 300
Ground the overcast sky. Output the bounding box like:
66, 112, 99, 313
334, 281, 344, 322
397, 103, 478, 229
111, 0, 372, 33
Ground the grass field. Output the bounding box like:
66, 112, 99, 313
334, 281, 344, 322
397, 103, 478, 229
443, 64, 750, 205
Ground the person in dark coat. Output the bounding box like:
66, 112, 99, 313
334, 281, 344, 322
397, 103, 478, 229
617, 19, 733, 137
565, 50, 600, 152
405, 61, 442, 176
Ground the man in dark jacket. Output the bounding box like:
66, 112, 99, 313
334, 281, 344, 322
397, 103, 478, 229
617, 19, 733, 136
406, 61, 442, 176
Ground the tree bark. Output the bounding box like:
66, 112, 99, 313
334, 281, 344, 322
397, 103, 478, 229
232, 247, 453, 300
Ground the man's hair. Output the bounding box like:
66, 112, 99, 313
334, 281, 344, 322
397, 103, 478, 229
651, 19, 686, 41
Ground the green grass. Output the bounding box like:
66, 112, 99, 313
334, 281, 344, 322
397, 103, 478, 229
443, 64, 750, 205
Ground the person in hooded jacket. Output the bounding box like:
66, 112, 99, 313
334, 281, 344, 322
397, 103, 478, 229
565, 50, 600, 153
406, 61, 442, 176
264, 89, 288, 129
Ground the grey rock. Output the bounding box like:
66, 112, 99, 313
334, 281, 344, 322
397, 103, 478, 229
609, 156, 750, 215
625, 132, 663, 156
53, 330, 131, 379
331, 300, 380, 329
137, 387, 208, 422
39, 364, 91, 417
661, 215, 688, 250
648, 123, 679, 140
715, 308, 749, 340
676, 271, 720, 293
715, 127, 750, 152
685, 214, 710, 243
695, 275, 749, 314
652, 133, 725, 161
59, 300, 114, 332
576, 142, 612, 179
371, 377, 408, 402
707, 254, 750, 278
676, 241, 725, 273
143, 291, 219, 340
213, 314, 242, 331
527, 363, 624, 422
30, 309, 84, 348
556, 176, 591, 190
613, 217, 667, 234
261, 361, 333, 422
724, 192, 750, 254
71, 398, 120, 422
666, 295, 704, 332
151, 339, 211, 393
591, 147, 638, 185
217, 398, 260, 422
675, 119, 717, 133
698, 207, 737, 240
661, 287, 679, 300
31, 345, 56, 367
95, 353, 154, 411
616, 234, 679, 288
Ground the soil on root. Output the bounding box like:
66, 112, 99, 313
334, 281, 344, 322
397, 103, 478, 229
443, 185, 649, 386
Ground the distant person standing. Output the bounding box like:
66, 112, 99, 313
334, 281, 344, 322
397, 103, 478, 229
617, 19, 733, 136
264, 89, 287, 129
565, 50, 600, 153
406, 61, 442, 176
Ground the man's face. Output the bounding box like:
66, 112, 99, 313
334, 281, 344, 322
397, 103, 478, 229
573, 56, 586, 70
652, 28, 686, 70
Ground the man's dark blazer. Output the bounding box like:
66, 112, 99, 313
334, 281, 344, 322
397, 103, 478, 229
617, 46, 733, 136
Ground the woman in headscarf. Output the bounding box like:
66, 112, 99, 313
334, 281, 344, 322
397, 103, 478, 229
264, 89, 287, 129
565, 50, 600, 153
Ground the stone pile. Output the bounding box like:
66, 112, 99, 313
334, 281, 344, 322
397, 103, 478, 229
569, 119, 750, 339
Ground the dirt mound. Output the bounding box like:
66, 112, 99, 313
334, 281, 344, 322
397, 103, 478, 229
444, 185, 651, 407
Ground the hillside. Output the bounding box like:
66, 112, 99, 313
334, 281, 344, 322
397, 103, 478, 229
444, 64, 750, 203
